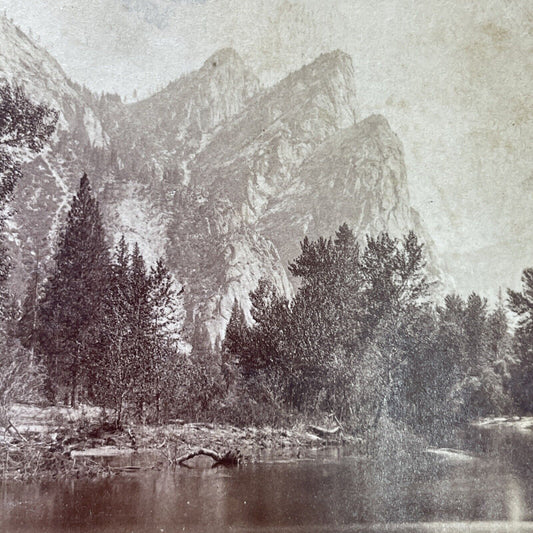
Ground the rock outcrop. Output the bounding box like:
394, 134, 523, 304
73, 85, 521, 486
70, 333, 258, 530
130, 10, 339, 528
258, 114, 425, 266
190, 50, 358, 223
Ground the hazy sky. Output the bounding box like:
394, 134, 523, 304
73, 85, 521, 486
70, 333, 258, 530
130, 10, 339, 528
1, 0, 532, 294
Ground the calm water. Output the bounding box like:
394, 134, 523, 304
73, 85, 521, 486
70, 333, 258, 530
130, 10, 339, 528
3, 424, 533, 533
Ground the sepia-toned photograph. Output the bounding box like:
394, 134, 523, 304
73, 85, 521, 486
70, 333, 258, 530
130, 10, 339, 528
0, 1, 532, 531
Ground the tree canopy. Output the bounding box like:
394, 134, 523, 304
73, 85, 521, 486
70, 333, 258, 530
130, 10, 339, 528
0, 82, 58, 208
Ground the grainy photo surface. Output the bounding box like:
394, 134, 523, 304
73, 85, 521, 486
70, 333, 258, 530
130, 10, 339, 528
0, 1, 532, 531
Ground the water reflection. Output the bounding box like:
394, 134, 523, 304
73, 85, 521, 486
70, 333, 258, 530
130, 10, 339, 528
2, 426, 533, 532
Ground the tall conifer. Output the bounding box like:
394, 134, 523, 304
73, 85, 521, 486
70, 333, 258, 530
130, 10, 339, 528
37, 174, 110, 406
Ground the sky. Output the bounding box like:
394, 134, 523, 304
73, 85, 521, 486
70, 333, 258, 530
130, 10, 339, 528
1, 0, 532, 295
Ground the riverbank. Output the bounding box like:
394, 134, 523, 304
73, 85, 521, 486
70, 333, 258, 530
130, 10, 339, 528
3, 410, 532, 532
1, 404, 358, 481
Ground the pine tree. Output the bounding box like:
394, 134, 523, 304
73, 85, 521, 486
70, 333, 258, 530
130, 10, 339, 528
431, 292, 513, 421
222, 299, 250, 388
508, 268, 533, 410
360, 231, 430, 340
129, 245, 151, 359
149, 258, 184, 347
242, 278, 290, 377
148, 258, 185, 422
223, 299, 249, 360
98, 239, 186, 425
123, 243, 152, 420
37, 174, 110, 406
464, 293, 488, 373
487, 293, 515, 382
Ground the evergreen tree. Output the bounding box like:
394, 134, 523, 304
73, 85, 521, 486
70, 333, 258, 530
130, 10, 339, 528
37, 174, 110, 406
223, 300, 249, 359
508, 268, 533, 410
287, 226, 363, 373
222, 299, 249, 388
354, 232, 431, 428
123, 243, 152, 419
285, 228, 360, 415
148, 258, 185, 422
436, 294, 467, 376
432, 292, 511, 421
98, 240, 186, 425
239, 278, 290, 378
149, 258, 184, 347
464, 293, 488, 373
98, 236, 134, 425
487, 294, 515, 384
460, 292, 509, 418
360, 231, 430, 341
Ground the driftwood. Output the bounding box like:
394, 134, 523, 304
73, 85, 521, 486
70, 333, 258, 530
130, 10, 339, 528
2, 419, 28, 442
307, 425, 342, 440
188, 422, 216, 430
177, 448, 242, 467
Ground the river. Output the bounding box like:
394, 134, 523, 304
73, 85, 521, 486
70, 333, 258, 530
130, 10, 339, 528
2, 421, 533, 532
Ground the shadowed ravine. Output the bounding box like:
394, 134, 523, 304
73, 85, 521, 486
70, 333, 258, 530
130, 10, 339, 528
2, 421, 533, 532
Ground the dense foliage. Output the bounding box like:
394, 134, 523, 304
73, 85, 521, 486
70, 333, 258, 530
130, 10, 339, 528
36, 174, 110, 405
508, 270, 533, 410
223, 225, 518, 436
31, 176, 187, 424
17, 199, 531, 433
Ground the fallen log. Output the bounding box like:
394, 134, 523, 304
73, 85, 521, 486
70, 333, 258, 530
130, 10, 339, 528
177, 448, 242, 467
306, 425, 342, 439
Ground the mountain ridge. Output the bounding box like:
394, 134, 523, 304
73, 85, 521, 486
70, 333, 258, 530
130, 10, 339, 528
1, 16, 441, 349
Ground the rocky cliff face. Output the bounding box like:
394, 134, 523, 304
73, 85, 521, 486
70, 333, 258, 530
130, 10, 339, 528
1, 16, 439, 349
165, 188, 292, 350
103, 48, 261, 186
0, 16, 107, 147
185, 54, 432, 275
0, 15, 112, 287
190, 50, 358, 223
257, 114, 421, 266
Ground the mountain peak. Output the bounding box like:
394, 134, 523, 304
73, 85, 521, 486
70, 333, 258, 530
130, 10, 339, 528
315, 49, 353, 66
298, 49, 355, 78
203, 48, 245, 70
359, 114, 393, 131
189, 49, 359, 224
278, 49, 358, 127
